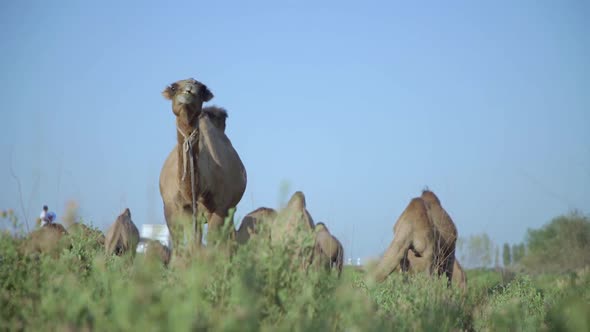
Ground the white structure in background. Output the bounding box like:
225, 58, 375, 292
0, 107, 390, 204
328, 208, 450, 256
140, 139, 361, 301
136, 224, 171, 253
347, 258, 352, 265
356, 258, 361, 266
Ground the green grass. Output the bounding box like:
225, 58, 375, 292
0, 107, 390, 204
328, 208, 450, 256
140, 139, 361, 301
1, 222, 589, 331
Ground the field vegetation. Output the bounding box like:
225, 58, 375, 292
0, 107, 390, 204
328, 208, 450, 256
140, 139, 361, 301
1, 209, 588, 331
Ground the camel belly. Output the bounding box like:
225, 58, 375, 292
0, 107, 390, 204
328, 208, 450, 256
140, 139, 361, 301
159, 147, 179, 205
196, 144, 247, 210
159, 145, 246, 213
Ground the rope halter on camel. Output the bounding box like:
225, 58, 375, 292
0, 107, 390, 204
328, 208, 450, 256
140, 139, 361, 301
177, 126, 199, 237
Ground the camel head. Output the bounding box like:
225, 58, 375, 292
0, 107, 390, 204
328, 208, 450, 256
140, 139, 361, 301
421, 189, 441, 206
162, 78, 213, 123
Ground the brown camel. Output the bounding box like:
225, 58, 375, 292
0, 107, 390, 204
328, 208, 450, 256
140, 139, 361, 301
159, 78, 247, 251
272, 191, 315, 243
372, 190, 460, 285
236, 207, 277, 245
280, 191, 315, 230
21, 223, 70, 257
105, 208, 140, 256
372, 197, 436, 283
270, 191, 317, 270
236, 192, 315, 246
311, 222, 344, 277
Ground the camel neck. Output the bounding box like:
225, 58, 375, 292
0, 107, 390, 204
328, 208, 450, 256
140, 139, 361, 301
175, 114, 200, 203
176, 118, 197, 142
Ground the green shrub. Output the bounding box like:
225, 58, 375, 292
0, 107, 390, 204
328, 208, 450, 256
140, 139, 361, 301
2, 210, 589, 331
523, 211, 590, 274
474, 275, 547, 331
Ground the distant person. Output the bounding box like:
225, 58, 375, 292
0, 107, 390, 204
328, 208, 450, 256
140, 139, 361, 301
40, 208, 57, 227
40, 205, 49, 227
47, 211, 56, 225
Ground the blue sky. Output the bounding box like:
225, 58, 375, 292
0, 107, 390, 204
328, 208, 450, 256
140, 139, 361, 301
1, 0, 588, 262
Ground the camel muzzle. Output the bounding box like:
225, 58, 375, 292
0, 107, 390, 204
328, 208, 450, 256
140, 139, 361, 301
177, 92, 195, 105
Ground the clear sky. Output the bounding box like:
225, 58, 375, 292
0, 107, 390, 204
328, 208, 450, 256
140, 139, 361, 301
1, 0, 588, 262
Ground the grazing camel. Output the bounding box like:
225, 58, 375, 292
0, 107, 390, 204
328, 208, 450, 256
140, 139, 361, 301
271, 191, 315, 243
236, 192, 315, 246
21, 223, 70, 257
372, 190, 460, 286
271, 191, 317, 270
371, 197, 436, 282
311, 222, 344, 277
105, 208, 140, 257
159, 78, 247, 251
236, 207, 277, 245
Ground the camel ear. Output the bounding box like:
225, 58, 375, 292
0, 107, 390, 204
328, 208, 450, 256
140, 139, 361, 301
201, 85, 214, 102
162, 83, 178, 100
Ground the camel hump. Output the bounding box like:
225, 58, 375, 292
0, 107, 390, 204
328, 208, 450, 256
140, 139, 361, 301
202, 106, 229, 132
105, 208, 139, 256
408, 197, 427, 210
250, 207, 276, 215
202, 106, 228, 119
287, 191, 307, 209
421, 189, 441, 205
315, 222, 328, 232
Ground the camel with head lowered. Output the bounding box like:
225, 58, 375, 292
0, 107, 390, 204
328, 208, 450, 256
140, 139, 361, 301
105, 208, 140, 257
371, 189, 460, 287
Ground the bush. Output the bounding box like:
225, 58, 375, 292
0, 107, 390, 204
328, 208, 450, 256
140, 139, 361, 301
474, 276, 546, 331
523, 211, 590, 274
2, 210, 589, 331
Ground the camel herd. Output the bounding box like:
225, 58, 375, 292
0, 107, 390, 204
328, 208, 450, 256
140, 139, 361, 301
21, 78, 466, 289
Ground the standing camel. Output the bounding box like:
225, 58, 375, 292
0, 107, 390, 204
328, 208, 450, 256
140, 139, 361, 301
159, 78, 247, 251
371, 189, 460, 286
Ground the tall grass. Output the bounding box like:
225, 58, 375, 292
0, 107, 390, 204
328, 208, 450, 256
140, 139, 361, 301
1, 213, 589, 331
